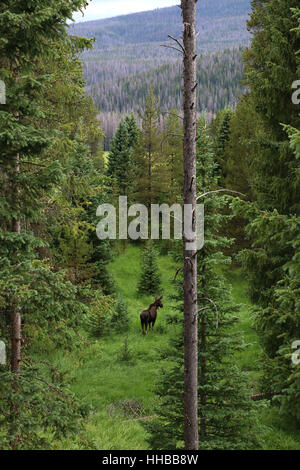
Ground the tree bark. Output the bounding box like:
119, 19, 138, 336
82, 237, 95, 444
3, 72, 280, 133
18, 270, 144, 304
11, 155, 21, 374
181, 0, 199, 450
11, 60, 22, 375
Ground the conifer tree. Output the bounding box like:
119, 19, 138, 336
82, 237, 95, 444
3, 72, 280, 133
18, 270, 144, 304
107, 120, 131, 193
211, 107, 234, 183
163, 111, 184, 203
239, 125, 300, 424
0, 0, 98, 448
124, 112, 140, 149
240, 0, 300, 303
234, 2, 300, 426
222, 96, 257, 198
0, 0, 90, 371
133, 88, 167, 207
137, 241, 162, 295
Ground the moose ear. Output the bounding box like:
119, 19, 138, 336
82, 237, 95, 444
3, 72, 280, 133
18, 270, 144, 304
159, 295, 163, 300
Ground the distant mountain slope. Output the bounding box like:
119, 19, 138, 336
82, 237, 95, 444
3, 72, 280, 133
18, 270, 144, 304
71, 0, 251, 52
70, 1, 251, 148
90, 49, 245, 114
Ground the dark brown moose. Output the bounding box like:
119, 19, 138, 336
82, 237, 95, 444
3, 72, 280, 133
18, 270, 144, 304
140, 296, 163, 335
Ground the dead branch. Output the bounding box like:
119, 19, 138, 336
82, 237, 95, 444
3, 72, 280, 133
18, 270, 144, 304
160, 44, 183, 54
197, 189, 246, 200
168, 34, 186, 54
199, 297, 219, 329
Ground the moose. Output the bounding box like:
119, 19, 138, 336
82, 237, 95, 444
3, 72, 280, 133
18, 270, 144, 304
140, 296, 163, 335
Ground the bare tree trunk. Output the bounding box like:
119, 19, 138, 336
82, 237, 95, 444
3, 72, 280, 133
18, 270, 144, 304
11, 59, 22, 375
10, 149, 21, 449
200, 295, 207, 438
11, 154, 21, 374
181, 0, 199, 450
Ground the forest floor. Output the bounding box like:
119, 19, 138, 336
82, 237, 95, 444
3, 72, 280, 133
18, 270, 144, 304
43, 245, 300, 450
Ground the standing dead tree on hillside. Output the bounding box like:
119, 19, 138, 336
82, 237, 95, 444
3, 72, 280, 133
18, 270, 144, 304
164, 0, 199, 450
162, 0, 199, 450
181, 0, 199, 451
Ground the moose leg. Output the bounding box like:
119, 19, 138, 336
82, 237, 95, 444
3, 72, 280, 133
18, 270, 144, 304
141, 320, 147, 335
151, 319, 156, 332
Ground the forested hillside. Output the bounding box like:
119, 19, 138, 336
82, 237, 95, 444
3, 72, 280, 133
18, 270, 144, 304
71, 0, 251, 148
94, 48, 245, 149
71, 0, 250, 51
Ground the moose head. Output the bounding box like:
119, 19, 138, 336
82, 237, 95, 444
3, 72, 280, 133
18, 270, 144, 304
154, 295, 163, 309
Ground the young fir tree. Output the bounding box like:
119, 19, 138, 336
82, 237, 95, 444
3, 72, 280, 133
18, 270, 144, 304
133, 88, 167, 208
107, 120, 131, 194
222, 96, 257, 199
124, 112, 140, 149
163, 111, 184, 204
211, 107, 234, 183
137, 241, 162, 296
107, 112, 140, 199
144, 119, 260, 450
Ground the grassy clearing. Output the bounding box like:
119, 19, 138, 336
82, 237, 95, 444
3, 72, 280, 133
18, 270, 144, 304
38, 245, 300, 449
46, 245, 178, 449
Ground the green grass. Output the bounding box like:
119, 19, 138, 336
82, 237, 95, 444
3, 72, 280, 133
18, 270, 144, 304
38, 245, 300, 449
47, 245, 178, 449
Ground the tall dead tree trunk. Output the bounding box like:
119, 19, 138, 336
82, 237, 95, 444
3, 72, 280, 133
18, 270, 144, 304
182, 0, 199, 450
11, 60, 21, 375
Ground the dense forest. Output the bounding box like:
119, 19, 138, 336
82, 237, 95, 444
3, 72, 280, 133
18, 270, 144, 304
1, 0, 300, 453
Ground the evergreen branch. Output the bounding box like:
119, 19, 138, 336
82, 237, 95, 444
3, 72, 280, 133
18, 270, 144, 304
19, 373, 70, 399
20, 161, 47, 168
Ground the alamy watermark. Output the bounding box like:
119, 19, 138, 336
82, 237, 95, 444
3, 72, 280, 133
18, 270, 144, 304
96, 196, 204, 251
0, 80, 6, 105
292, 80, 300, 105
292, 340, 300, 366
0, 341, 6, 365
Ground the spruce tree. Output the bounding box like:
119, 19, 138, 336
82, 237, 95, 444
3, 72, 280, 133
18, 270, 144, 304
240, 0, 300, 302
0, 0, 97, 449
231, 2, 300, 427
107, 120, 132, 194
243, 127, 300, 424
211, 107, 234, 183
133, 88, 167, 208
124, 112, 140, 149
137, 241, 162, 295
163, 111, 184, 204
